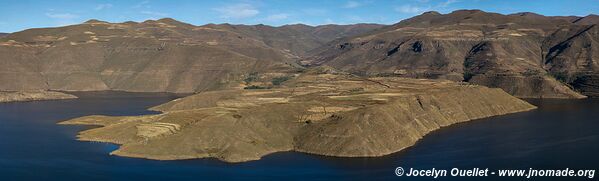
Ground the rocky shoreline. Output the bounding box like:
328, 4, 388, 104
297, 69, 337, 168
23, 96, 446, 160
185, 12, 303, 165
0, 90, 77, 103
60, 74, 536, 163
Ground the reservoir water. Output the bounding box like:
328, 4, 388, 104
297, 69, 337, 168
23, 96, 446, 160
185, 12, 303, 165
1, 92, 598, 180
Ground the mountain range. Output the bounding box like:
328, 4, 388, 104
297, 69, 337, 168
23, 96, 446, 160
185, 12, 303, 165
0, 19, 381, 92
1, 10, 598, 98
306, 10, 599, 98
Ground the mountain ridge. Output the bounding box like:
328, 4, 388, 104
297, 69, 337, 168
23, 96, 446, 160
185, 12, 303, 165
0, 18, 383, 93
1, 10, 598, 97
305, 9, 598, 98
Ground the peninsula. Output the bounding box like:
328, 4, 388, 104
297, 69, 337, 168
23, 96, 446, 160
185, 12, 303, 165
61, 72, 535, 162
0, 90, 77, 103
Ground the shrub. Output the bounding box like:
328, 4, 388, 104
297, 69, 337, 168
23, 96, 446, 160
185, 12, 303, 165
348, 87, 364, 93
244, 72, 258, 84
549, 72, 569, 83
522, 69, 541, 76
271, 76, 291, 86
244, 85, 268, 89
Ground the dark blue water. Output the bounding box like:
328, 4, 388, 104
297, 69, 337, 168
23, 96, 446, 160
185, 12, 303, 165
1, 92, 598, 180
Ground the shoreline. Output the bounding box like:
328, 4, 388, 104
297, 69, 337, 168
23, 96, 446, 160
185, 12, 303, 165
0, 90, 77, 103
63, 95, 535, 163
60, 74, 537, 163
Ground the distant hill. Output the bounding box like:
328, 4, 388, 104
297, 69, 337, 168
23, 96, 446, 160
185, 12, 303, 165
305, 10, 599, 98
572, 14, 599, 25
221, 23, 384, 56
0, 33, 8, 37
0, 18, 382, 93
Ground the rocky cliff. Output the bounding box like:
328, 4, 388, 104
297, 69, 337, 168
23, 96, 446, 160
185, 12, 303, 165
61, 73, 535, 162
305, 10, 598, 98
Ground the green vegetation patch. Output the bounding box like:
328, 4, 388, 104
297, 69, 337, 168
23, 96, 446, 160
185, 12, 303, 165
244, 72, 259, 84
271, 76, 292, 86
244, 85, 269, 89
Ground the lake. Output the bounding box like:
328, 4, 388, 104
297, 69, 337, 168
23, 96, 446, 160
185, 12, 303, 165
1, 92, 598, 180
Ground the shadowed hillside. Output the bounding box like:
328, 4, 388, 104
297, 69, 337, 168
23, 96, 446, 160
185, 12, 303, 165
305, 10, 599, 98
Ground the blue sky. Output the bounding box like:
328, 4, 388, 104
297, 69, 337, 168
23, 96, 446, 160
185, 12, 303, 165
0, 0, 598, 32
